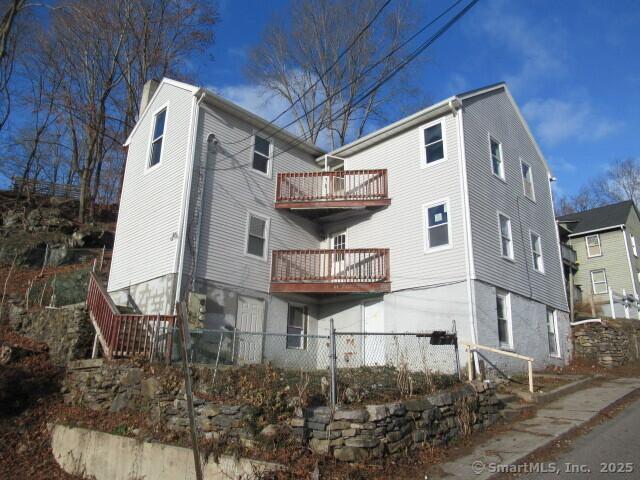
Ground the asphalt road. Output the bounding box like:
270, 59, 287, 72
517, 397, 640, 479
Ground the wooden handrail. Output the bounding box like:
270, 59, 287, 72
276, 170, 388, 203
462, 342, 535, 394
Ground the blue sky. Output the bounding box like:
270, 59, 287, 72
196, 0, 640, 199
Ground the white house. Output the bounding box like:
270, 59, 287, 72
107, 78, 571, 372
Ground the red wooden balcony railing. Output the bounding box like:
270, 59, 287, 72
270, 249, 391, 293
275, 170, 390, 209
86, 272, 175, 362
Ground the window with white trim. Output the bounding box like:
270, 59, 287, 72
490, 138, 504, 179
421, 121, 445, 165
521, 160, 535, 200
286, 305, 307, 349
498, 213, 514, 259
530, 232, 544, 273
149, 108, 166, 167
546, 308, 559, 356
252, 134, 271, 174
246, 213, 268, 259
496, 290, 512, 348
425, 201, 450, 250
632, 235, 637, 257
585, 234, 602, 257
590, 269, 608, 294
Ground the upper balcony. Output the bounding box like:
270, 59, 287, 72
561, 243, 578, 267
275, 170, 390, 220
270, 248, 390, 294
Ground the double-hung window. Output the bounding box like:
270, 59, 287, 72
252, 134, 271, 174
591, 269, 608, 295
148, 108, 166, 167
246, 213, 268, 259
632, 235, 638, 257
498, 213, 514, 259
425, 200, 450, 250
496, 290, 512, 348
546, 308, 559, 356
490, 138, 504, 179
585, 234, 602, 257
530, 232, 544, 273
521, 160, 535, 200
421, 121, 445, 166
286, 305, 307, 349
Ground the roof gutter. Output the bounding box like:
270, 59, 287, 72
567, 225, 626, 238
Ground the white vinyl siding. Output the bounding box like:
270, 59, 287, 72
245, 212, 269, 260
586, 234, 602, 257
496, 290, 512, 348
286, 304, 307, 349
590, 269, 608, 294
420, 119, 446, 166
424, 199, 450, 251
498, 213, 514, 260
530, 231, 544, 273
546, 308, 559, 357
109, 83, 194, 294
520, 159, 535, 201
490, 136, 504, 179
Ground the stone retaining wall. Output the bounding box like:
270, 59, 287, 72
573, 319, 640, 368
295, 383, 502, 461
63, 359, 504, 462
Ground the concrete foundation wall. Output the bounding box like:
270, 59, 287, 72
108, 273, 176, 315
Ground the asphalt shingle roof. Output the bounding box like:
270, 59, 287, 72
557, 200, 636, 236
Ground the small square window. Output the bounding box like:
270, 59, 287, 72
148, 108, 166, 167
421, 122, 445, 165
585, 234, 602, 257
246, 213, 268, 259
425, 201, 450, 250
490, 138, 504, 179
286, 305, 307, 349
521, 160, 535, 200
252, 135, 271, 174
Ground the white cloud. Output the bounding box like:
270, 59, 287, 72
548, 155, 577, 174
522, 97, 622, 146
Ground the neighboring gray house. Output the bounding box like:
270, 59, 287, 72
108, 78, 570, 373
558, 201, 640, 319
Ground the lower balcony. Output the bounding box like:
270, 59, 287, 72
270, 249, 390, 294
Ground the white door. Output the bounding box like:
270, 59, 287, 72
330, 231, 347, 280
363, 300, 385, 366
235, 296, 264, 364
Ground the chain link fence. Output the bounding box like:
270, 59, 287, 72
184, 323, 460, 406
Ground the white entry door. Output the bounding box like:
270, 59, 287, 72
235, 296, 264, 365
330, 231, 347, 280
363, 300, 385, 366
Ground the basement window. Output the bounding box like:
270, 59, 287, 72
286, 305, 307, 349
496, 290, 513, 349
546, 308, 560, 357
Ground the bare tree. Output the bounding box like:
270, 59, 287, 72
246, 0, 421, 148
0, 0, 26, 130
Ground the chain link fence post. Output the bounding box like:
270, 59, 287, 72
329, 318, 337, 408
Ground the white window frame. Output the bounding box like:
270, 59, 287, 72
496, 289, 513, 349
244, 211, 270, 261
286, 303, 308, 350
250, 133, 273, 177
145, 102, 169, 173
631, 235, 638, 257
590, 269, 609, 295
520, 159, 536, 201
497, 211, 514, 260
546, 308, 561, 358
423, 198, 452, 253
585, 234, 602, 258
529, 230, 545, 273
419, 118, 447, 168
489, 134, 505, 181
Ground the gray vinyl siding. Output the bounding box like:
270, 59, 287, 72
462, 89, 567, 311
336, 112, 467, 292
624, 208, 640, 296
192, 106, 323, 293
569, 229, 635, 298
108, 82, 194, 293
